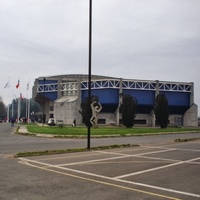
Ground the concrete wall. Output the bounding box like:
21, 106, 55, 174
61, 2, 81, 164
97, 113, 152, 126
168, 114, 183, 127
183, 104, 198, 127
43, 99, 51, 123
98, 113, 116, 125
54, 98, 80, 125
134, 114, 151, 126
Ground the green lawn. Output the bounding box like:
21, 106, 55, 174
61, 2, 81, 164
26, 125, 200, 136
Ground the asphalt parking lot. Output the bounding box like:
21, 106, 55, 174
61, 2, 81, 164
18, 140, 200, 200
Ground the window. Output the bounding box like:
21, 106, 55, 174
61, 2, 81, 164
134, 119, 146, 125
50, 106, 54, 111
98, 119, 106, 124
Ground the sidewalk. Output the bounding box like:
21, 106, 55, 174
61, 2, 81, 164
18, 125, 28, 134
17, 125, 54, 138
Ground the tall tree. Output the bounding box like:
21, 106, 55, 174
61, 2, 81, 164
0, 96, 6, 119
154, 93, 169, 128
120, 94, 137, 128
8, 98, 41, 120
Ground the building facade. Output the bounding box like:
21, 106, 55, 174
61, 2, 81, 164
32, 74, 198, 127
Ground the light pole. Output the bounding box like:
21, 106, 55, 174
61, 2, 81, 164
87, 0, 92, 149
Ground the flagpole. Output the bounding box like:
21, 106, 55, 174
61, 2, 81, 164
12, 101, 14, 118
7, 104, 10, 123
17, 97, 21, 123
26, 80, 30, 123
28, 99, 30, 123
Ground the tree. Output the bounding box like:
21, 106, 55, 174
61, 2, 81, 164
0, 97, 6, 119
8, 98, 41, 121
154, 93, 169, 128
120, 94, 137, 128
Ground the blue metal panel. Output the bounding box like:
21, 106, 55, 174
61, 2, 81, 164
43, 92, 57, 101
136, 105, 154, 114
38, 80, 58, 101
81, 87, 190, 114
168, 106, 189, 114
101, 103, 118, 113
81, 89, 119, 104
123, 89, 155, 105
81, 90, 87, 101
160, 91, 190, 106
81, 89, 119, 113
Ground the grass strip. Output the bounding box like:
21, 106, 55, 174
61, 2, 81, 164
26, 125, 200, 136
15, 144, 139, 157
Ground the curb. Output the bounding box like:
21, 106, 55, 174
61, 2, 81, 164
17, 126, 200, 139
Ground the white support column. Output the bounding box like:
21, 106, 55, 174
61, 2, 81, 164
190, 82, 194, 106
151, 80, 160, 127
116, 78, 123, 126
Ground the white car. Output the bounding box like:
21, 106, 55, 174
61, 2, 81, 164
47, 118, 55, 126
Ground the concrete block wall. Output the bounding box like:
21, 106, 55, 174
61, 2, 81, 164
183, 104, 198, 127
168, 114, 183, 127
134, 114, 151, 126
54, 98, 80, 125
98, 113, 116, 125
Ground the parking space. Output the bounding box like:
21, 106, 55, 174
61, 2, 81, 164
19, 141, 200, 200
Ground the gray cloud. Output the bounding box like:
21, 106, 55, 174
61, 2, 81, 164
0, 0, 199, 115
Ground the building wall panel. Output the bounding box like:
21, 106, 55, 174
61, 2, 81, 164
123, 89, 155, 105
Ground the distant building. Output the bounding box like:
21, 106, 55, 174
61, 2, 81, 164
32, 74, 198, 127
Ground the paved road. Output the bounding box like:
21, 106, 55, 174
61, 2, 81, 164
1, 123, 200, 155
1, 123, 200, 200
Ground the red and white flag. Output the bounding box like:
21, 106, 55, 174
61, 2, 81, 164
16, 80, 20, 89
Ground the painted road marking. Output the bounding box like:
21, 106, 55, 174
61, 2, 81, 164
56, 149, 176, 167
114, 157, 200, 178
19, 158, 181, 200
19, 157, 200, 199
57, 154, 131, 167
36, 151, 102, 161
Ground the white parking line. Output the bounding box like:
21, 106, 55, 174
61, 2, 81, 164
36, 151, 102, 161
56, 148, 175, 167
19, 158, 180, 200
19, 157, 200, 199
57, 154, 131, 167
115, 160, 185, 178
114, 157, 200, 178
134, 155, 180, 162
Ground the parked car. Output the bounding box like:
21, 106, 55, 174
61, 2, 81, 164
47, 118, 55, 126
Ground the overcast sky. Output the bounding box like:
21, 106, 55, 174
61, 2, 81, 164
0, 0, 200, 115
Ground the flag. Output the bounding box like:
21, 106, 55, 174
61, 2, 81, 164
20, 93, 23, 100
4, 80, 10, 88
27, 82, 29, 90
16, 80, 20, 89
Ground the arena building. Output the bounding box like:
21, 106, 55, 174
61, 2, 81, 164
32, 74, 198, 127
